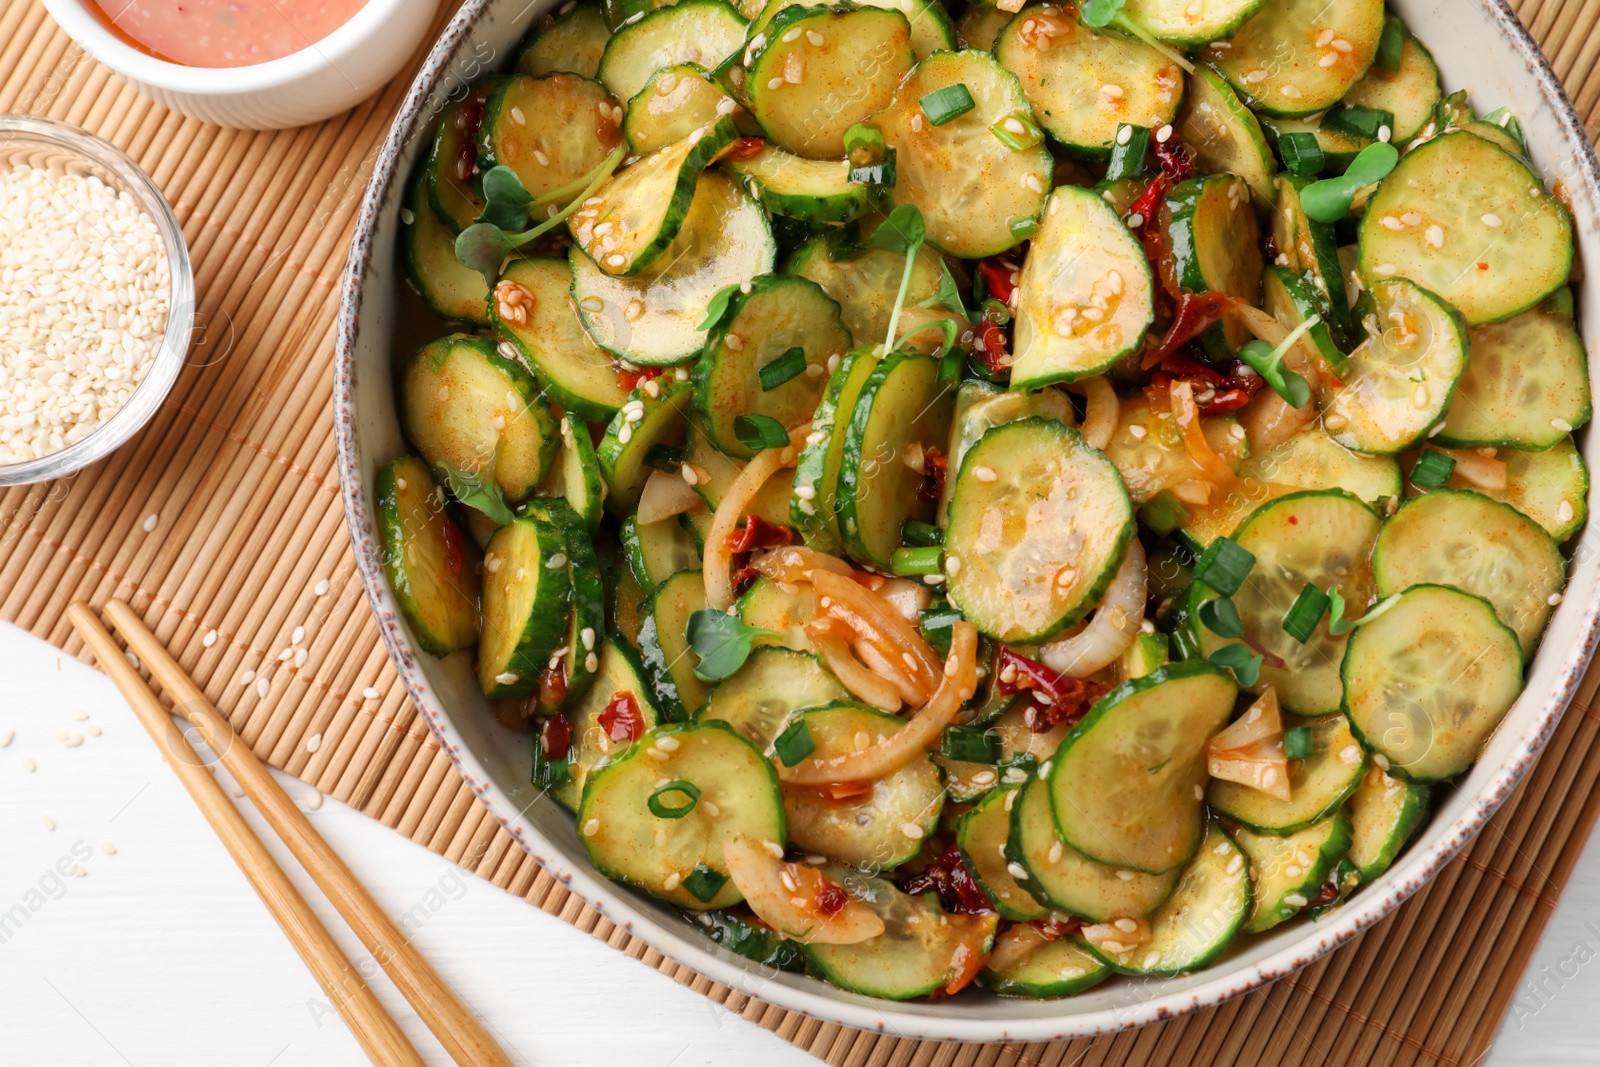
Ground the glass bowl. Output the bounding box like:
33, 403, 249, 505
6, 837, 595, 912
0, 114, 194, 487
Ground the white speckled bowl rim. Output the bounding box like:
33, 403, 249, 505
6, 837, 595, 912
336, 0, 1600, 1043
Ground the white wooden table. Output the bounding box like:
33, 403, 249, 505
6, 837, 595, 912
0, 619, 1589, 1064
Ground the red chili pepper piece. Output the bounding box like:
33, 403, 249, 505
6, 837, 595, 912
976, 320, 1010, 376
440, 513, 467, 577
997, 647, 1109, 733
900, 843, 996, 916
598, 691, 646, 743
616, 364, 664, 393
1128, 173, 1170, 226
726, 514, 794, 555
539, 663, 569, 708
920, 446, 948, 502
453, 99, 487, 184
1146, 290, 1236, 368
540, 714, 571, 761
1154, 135, 1195, 182
815, 881, 850, 918
978, 259, 1019, 307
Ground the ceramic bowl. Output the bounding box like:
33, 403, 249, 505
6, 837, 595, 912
40, 0, 441, 129
335, 0, 1600, 1042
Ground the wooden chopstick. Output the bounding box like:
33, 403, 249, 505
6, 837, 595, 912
99, 599, 517, 1067
66, 603, 426, 1067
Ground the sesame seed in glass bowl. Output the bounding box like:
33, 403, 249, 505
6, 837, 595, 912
0, 114, 194, 487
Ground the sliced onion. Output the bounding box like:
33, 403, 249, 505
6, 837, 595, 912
721, 837, 885, 944
1068, 376, 1119, 450
808, 617, 904, 712
780, 622, 978, 785
636, 468, 702, 525
750, 544, 854, 584
1168, 479, 1214, 506
1080, 917, 1151, 958
872, 575, 935, 622
1206, 687, 1291, 801
1170, 380, 1238, 485
985, 923, 1052, 973
1433, 446, 1508, 491
1041, 539, 1146, 678
1239, 386, 1314, 449
704, 430, 805, 611
812, 571, 941, 698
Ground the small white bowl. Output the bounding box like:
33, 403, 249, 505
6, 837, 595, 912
41, 0, 442, 129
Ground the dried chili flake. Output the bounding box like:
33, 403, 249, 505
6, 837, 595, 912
900, 843, 995, 916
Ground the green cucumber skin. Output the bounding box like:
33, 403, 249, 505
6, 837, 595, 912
597, 379, 694, 516
403, 170, 490, 326
479, 516, 574, 699
636, 569, 710, 722
491, 258, 631, 423
1240, 813, 1353, 934
956, 786, 1048, 922
424, 77, 504, 233
978, 940, 1111, 999
376, 457, 481, 658
789, 349, 867, 551
525, 498, 608, 714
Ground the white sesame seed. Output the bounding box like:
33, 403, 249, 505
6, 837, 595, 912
974, 466, 997, 482
257, 677, 271, 698
1553, 418, 1573, 432
1285, 893, 1309, 908
1156, 124, 1173, 143
21, 754, 36, 773
583, 818, 601, 836
901, 822, 924, 839
1549, 592, 1564, 606
306, 732, 322, 753
363, 687, 381, 700
101, 842, 117, 855
202, 630, 218, 648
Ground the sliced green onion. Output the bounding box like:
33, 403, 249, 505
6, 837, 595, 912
844, 122, 886, 163
1322, 105, 1394, 142
1199, 596, 1245, 639
759, 346, 807, 391
1278, 132, 1325, 177
940, 725, 999, 764
901, 519, 944, 547
1282, 583, 1331, 644
892, 545, 943, 576
1138, 491, 1190, 536
648, 779, 702, 819
644, 443, 685, 472
734, 414, 790, 452
1284, 726, 1314, 761
918, 606, 963, 656
681, 862, 728, 903
979, 296, 1010, 325
698, 284, 740, 331
921, 83, 976, 126
1009, 215, 1041, 240
1105, 124, 1151, 182
990, 110, 1044, 151
1208, 643, 1263, 687
848, 151, 896, 188
1194, 536, 1255, 598
1410, 449, 1456, 489
1376, 15, 1405, 72
774, 718, 815, 767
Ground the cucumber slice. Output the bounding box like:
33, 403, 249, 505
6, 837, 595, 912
788, 224, 948, 346
478, 515, 573, 698
745, 6, 915, 159
1344, 764, 1430, 882
938, 380, 1075, 523
691, 908, 806, 971
493, 258, 630, 421
1193, 490, 1381, 716
747, 0, 953, 59
979, 932, 1109, 999
680, 420, 793, 523
623, 64, 745, 155
726, 145, 879, 224
956, 3, 1010, 50
1261, 113, 1367, 174
1204, 0, 1385, 117
836, 351, 955, 569
694, 274, 850, 458
1262, 265, 1345, 376
1174, 65, 1275, 205
622, 512, 701, 590
637, 569, 711, 718
597, 378, 693, 515
947, 418, 1134, 643
783, 703, 945, 870
549, 636, 662, 810
1049, 661, 1237, 874
958, 785, 1048, 921
597, 0, 748, 105
572, 171, 775, 365
1103, 392, 1246, 505
1177, 426, 1398, 552
535, 413, 606, 532
376, 457, 481, 657
1009, 776, 1178, 921
1472, 438, 1589, 542
995, 6, 1184, 158
1343, 584, 1524, 781
1082, 824, 1250, 975
1011, 186, 1155, 389
577, 720, 784, 909
403, 171, 490, 325
1209, 713, 1368, 834
571, 117, 738, 276
1165, 173, 1262, 355
696, 647, 848, 749
788, 348, 877, 550
871, 49, 1052, 257
1436, 306, 1591, 450
479, 74, 624, 199
737, 577, 818, 652
1270, 177, 1351, 348
401, 334, 560, 504
1234, 812, 1352, 933
518, 2, 611, 79
1340, 27, 1440, 143
1124, 0, 1265, 45
1372, 489, 1563, 654
523, 498, 608, 713
610, 557, 649, 646
1319, 278, 1469, 454
424, 77, 504, 234
1358, 132, 1573, 325
801, 872, 997, 999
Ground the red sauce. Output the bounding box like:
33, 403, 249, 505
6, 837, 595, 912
539, 715, 571, 761
85, 0, 368, 67
814, 881, 850, 918
598, 692, 645, 743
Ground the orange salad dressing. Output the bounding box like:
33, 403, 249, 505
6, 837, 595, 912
84, 0, 368, 67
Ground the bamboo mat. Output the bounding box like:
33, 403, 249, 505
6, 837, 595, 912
3, 0, 1600, 1061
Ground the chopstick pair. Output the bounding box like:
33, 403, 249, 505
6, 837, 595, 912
67, 600, 515, 1067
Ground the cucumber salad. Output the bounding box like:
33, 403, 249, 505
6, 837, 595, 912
380, 0, 1590, 1001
